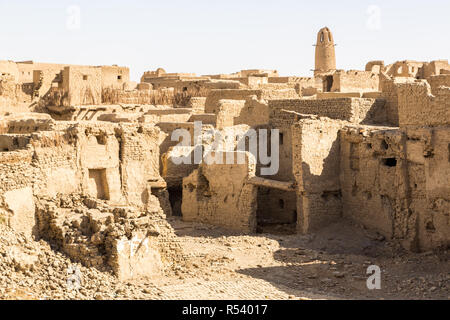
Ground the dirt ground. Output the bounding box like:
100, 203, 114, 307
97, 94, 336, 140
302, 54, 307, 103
0, 217, 448, 300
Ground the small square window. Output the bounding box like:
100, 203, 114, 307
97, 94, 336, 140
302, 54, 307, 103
83, 75, 88, 80
117, 75, 122, 80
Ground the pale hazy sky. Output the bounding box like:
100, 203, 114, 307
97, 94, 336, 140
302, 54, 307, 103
0, 0, 448, 81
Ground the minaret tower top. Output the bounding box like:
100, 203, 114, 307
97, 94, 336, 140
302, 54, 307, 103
314, 27, 336, 76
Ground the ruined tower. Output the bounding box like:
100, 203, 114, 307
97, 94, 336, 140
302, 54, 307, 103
314, 27, 336, 76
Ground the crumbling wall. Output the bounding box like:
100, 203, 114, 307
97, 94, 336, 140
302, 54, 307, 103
205, 89, 299, 114
118, 124, 162, 208
234, 96, 270, 127
0, 74, 32, 109
188, 97, 206, 114
404, 126, 450, 251
216, 99, 246, 129
182, 151, 258, 232
428, 74, 450, 95
0, 121, 165, 232
340, 124, 450, 251
0, 149, 35, 238
340, 127, 408, 243
35, 195, 184, 280
77, 124, 122, 203
101, 66, 130, 90
62, 66, 102, 106
293, 118, 345, 233
6, 113, 55, 134
331, 70, 380, 93
397, 81, 450, 127
140, 108, 192, 124
269, 97, 387, 125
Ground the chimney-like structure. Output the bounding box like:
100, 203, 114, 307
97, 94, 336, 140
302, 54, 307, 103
314, 27, 336, 76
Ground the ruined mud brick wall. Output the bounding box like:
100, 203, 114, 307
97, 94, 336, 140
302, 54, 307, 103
161, 124, 250, 188
0, 134, 31, 151
215, 99, 246, 129
269, 97, 387, 125
16, 62, 67, 84
101, 66, 130, 90
0, 122, 165, 235
397, 81, 450, 127
233, 96, 270, 127
268, 109, 307, 183
6, 113, 55, 134
188, 97, 206, 114
140, 108, 192, 124
428, 74, 450, 95
402, 126, 450, 251
340, 127, 408, 243
378, 75, 409, 127
0, 74, 32, 108
388, 61, 425, 78
118, 124, 162, 208
268, 76, 317, 86
205, 89, 262, 114
32, 68, 62, 98
76, 124, 123, 203
0, 122, 184, 279
254, 108, 299, 224
188, 113, 216, 126
0, 149, 35, 237
331, 70, 380, 93
62, 66, 102, 106
157, 122, 196, 157
162, 146, 199, 188
422, 60, 450, 79
204, 88, 299, 114
0, 61, 20, 81
292, 118, 345, 233
0, 129, 80, 238
101, 87, 175, 105
31, 131, 80, 199
201, 80, 242, 90
34, 195, 185, 280
182, 152, 258, 233
238, 75, 268, 88
340, 125, 450, 251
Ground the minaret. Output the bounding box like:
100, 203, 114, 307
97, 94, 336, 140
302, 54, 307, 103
314, 27, 336, 76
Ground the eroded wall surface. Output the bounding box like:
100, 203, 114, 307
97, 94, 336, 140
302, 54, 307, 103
182, 152, 258, 233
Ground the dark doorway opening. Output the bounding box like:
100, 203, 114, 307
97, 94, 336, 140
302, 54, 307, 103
256, 187, 297, 235
325, 75, 333, 92
168, 186, 183, 216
